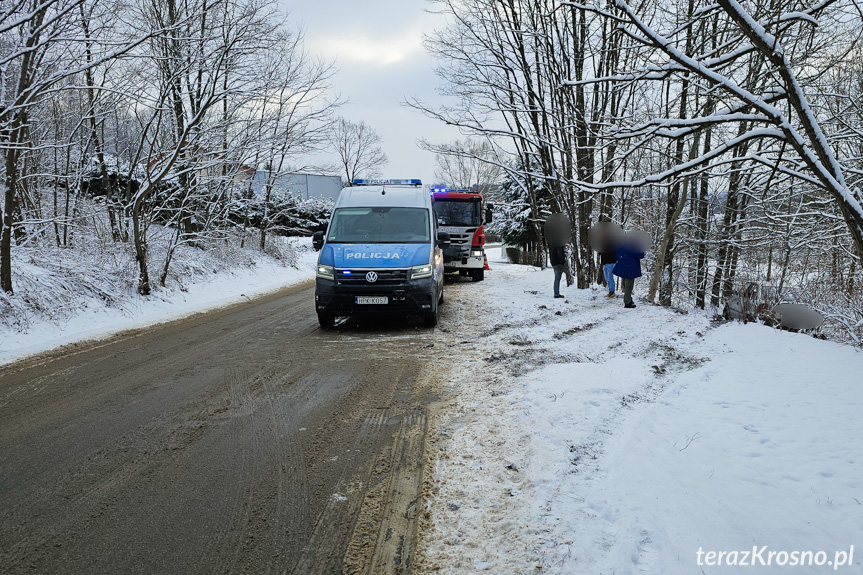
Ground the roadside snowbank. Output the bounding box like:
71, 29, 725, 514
419, 248, 862, 574
0, 236, 316, 366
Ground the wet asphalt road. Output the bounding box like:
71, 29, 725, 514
0, 281, 439, 575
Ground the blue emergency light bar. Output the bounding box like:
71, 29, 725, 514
352, 178, 422, 186
432, 187, 473, 193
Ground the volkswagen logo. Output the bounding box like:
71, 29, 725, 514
365, 271, 378, 283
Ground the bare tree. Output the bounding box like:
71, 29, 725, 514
412, 0, 627, 284
426, 138, 503, 192
0, 0, 151, 294
125, 0, 326, 294
411, 0, 863, 342
249, 31, 339, 251
326, 117, 387, 184
573, 0, 863, 301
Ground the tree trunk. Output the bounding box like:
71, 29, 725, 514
160, 226, 181, 287
694, 161, 711, 308
132, 197, 151, 296
1, 159, 17, 293
649, 127, 702, 304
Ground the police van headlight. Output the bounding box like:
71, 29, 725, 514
471, 249, 483, 258
410, 264, 433, 279
316, 264, 335, 279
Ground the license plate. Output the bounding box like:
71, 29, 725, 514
356, 296, 388, 305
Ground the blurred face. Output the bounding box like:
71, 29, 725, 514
588, 222, 624, 252
625, 230, 652, 252
545, 213, 571, 247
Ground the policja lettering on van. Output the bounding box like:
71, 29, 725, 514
345, 252, 401, 260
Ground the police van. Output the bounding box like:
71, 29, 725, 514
312, 179, 447, 328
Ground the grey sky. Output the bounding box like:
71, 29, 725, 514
283, 0, 462, 184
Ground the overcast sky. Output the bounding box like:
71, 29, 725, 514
282, 0, 462, 184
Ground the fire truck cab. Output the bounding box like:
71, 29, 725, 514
431, 188, 493, 282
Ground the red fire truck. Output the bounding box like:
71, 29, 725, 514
431, 188, 493, 281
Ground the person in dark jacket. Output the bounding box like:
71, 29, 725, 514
612, 239, 645, 308
549, 244, 566, 298
599, 244, 617, 298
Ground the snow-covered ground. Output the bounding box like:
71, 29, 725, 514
419, 247, 862, 574
0, 236, 316, 366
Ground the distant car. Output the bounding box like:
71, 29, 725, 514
723, 282, 780, 323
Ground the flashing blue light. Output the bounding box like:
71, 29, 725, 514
342, 270, 352, 275
432, 187, 449, 193
352, 178, 422, 186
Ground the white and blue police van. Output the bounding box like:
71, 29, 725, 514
312, 179, 448, 328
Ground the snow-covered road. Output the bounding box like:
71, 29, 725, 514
418, 248, 862, 574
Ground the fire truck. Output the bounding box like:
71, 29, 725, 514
431, 187, 493, 282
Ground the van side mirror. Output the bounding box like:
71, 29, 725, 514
485, 204, 494, 223
312, 231, 324, 251
437, 231, 451, 247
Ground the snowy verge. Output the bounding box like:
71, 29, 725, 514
418, 248, 862, 574
0, 235, 316, 367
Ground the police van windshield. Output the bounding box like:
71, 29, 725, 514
434, 199, 481, 227
327, 207, 431, 244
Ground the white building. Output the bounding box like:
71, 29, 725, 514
249, 171, 342, 201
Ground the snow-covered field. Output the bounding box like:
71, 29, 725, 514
0, 236, 316, 366
419, 248, 862, 574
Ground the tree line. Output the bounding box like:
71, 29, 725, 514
414, 0, 863, 343
0, 0, 393, 299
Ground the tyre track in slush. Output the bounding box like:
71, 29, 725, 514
0, 300, 317, 572
0, 280, 438, 575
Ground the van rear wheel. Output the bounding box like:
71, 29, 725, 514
472, 269, 484, 282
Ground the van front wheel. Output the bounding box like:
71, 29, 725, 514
424, 304, 439, 327
317, 312, 335, 328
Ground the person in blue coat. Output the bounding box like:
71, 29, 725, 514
612, 237, 645, 309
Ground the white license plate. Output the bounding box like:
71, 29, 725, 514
356, 296, 388, 305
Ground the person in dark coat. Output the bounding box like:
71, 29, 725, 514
612, 239, 645, 308
599, 243, 617, 298
549, 244, 566, 298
